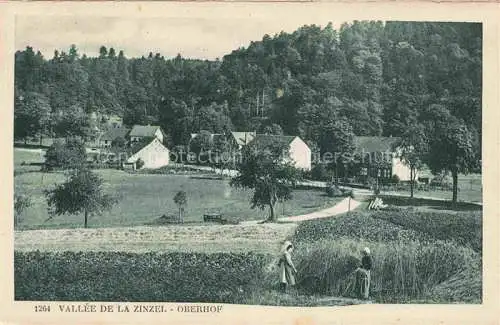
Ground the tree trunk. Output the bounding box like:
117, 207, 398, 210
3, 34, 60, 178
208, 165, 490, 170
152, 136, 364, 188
268, 203, 276, 222
84, 209, 88, 228
410, 167, 414, 198
452, 168, 458, 204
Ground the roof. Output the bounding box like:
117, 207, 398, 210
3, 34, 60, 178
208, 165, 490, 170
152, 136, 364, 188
354, 136, 401, 153
230, 132, 256, 146
101, 127, 130, 141
129, 125, 162, 138
128, 138, 154, 155
127, 138, 169, 162
251, 135, 297, 148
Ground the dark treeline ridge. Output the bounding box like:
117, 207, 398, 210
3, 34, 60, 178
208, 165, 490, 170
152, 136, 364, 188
15, 21, 482, 160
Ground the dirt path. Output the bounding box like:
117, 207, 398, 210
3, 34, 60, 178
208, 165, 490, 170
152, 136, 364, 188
240, 196, 361, 225
279, 197, 361, 222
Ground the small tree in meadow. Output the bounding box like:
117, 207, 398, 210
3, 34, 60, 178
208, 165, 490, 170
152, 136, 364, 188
173, 191, 187, 223
45, 167, 117, 228
14, 193, 31, 228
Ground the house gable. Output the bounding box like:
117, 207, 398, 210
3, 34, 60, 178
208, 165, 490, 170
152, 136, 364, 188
289, 137, 312, 171
127, 138, 170, 169
230, 132, 256, 147
251, 135, 311, 171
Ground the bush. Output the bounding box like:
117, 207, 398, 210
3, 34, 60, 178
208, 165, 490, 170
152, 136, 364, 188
136, 158, 145, 170
310, 164, 333, 181
390, 174, 400, 184
15, 251, 272, 302
325, 185, 343, 197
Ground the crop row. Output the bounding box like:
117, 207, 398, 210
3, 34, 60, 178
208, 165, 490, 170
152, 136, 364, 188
15, 251, 271, 302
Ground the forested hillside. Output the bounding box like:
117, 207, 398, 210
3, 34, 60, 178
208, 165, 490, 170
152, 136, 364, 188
14, 21, 482, 163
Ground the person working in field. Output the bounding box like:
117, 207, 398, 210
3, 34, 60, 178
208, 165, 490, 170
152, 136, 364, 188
278, 240, 298, 293
355, 247, 373, 300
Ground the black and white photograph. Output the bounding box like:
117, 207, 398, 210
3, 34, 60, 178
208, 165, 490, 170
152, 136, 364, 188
1, 2, 498, 324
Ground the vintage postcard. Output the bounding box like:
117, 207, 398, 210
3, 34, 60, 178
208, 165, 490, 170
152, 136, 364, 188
0, 1, 498, 325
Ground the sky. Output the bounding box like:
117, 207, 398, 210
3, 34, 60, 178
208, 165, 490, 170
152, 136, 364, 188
15, 15, 344, 60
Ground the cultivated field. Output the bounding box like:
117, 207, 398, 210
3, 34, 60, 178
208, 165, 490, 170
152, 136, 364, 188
14, 168, 342, 229
15, 208, 482, 305
14, 223, 298, 254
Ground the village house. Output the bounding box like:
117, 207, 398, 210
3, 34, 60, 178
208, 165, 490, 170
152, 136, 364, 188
251, 134, 312, 171
129, 125, 166, 144
353, 136, 415, 182
99, 127, 130, 148
229, 131, 256, 149
126, 137, 170, 170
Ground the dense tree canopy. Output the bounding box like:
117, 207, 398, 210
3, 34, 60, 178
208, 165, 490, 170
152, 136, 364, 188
15, 21, 482, 178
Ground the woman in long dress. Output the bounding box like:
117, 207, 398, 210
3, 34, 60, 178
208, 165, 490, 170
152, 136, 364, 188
278, 240, 298, 292
355, 247, 372, 300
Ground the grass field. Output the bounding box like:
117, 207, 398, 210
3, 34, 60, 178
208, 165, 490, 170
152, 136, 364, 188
15, 169, 342, 229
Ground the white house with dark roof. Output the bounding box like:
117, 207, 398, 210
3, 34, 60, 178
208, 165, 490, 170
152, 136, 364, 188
129, 125, 166, 144
126, 137, 170, 169
251, 134, 311, 171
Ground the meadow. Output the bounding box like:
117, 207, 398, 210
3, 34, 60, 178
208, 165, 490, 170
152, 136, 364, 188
14, 169, 342, 229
